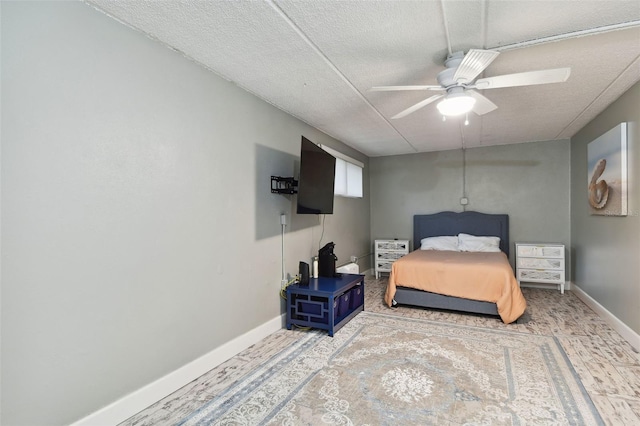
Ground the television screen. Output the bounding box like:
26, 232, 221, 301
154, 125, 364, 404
296, 137, 336, 214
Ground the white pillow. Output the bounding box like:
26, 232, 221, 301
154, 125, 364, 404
420, 236, 459, 251
458, 233, 501, 252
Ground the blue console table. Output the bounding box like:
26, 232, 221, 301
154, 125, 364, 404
286, 273, 364, 337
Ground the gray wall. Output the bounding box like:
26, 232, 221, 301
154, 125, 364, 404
570, 81, 640, 334
369, 140, 571, 270
0, 2, 369, 425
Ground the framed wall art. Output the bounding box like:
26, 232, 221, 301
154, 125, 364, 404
587, 122, 628, 216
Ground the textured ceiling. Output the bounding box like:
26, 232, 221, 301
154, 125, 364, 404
87, 0, 640, 157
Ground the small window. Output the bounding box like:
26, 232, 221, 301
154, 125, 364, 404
334, 158, 363, 198
319, 144, 363, 199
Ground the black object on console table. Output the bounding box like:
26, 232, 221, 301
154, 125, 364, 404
318, 241, 339, 277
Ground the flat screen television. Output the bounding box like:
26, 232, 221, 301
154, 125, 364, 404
296, 136, 336, 214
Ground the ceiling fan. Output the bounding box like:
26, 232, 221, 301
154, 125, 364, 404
370, 49, 571, 120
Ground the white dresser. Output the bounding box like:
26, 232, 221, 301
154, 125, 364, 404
515, 243, 566, 294
374, 239, 409, 279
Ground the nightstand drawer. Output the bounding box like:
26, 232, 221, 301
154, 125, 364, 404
375, 240, 409, 252
516, 245, 563, 258
376, 260, 394, 272
376, 251, 406, 261
517, 257, 564, 270
518, 268, 564, 283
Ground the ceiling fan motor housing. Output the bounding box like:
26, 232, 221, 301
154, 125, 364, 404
437, 68, 458, 88
438, 51, 465, 88
444, 51, 464, 68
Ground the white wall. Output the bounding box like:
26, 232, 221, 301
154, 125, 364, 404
570, 81, 640, 334
0, 2, 369, 424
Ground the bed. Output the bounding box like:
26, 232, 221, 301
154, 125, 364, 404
384, 211, 526, 323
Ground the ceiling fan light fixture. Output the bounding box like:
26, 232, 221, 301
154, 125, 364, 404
437, 92, 476, 116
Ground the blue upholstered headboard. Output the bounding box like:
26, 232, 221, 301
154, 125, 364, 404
413, 211, 510, 256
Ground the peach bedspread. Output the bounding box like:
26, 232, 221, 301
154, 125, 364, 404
385, 250, 526, 324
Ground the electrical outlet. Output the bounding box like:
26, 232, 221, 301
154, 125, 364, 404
460, 197, 469, 205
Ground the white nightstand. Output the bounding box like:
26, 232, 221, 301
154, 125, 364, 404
374, 239, 409, 279
515, 243, 566, 294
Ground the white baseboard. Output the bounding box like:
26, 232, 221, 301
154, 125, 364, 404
572, 283, 640, 352
71, 314, 286, 426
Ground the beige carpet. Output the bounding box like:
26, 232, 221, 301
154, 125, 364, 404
179, 312, 603, 425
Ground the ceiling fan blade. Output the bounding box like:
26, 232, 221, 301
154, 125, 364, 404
452, 49, 500, 84
467, 90, 498, 115
475, 67, 571, 89
391, 95, 444, 119
370, 85, 444, 92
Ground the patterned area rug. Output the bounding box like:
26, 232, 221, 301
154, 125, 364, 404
179, 312, 603, 425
